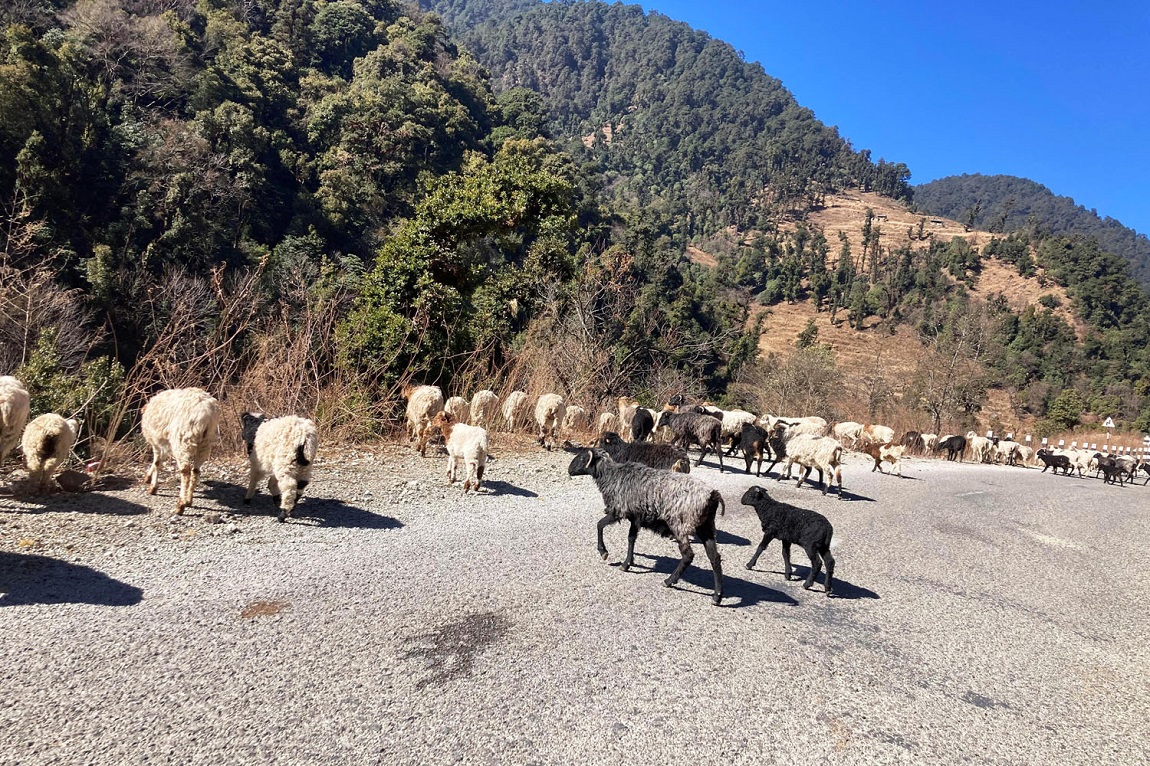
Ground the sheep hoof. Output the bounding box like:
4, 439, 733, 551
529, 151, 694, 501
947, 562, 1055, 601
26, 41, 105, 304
712, 594, 723, 606
662, 577, 675, 588
744, 562, 754, 570
277, 511, 286, 523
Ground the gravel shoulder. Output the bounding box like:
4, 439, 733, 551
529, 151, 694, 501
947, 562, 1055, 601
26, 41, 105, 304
2, 440, 1149, 765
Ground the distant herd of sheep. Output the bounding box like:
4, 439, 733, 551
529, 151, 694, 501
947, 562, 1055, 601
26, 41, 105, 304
3, 373, 1148, 602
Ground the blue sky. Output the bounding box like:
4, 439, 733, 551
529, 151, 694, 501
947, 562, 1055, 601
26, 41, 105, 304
635, 1, 1150, 236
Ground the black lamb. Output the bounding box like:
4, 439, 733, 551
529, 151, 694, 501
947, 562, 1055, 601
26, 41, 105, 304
568, 449, 725, 605
598, 431, 690, 473
740, 485, 835, 596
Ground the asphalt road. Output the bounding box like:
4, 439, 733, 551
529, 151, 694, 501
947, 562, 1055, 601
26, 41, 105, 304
2, 449, 1148, 765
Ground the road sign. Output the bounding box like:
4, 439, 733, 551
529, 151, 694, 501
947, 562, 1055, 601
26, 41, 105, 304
1102, 417, 1116, 429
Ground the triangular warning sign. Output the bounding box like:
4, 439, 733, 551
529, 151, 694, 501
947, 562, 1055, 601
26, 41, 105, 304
1102, 417, 1116, 428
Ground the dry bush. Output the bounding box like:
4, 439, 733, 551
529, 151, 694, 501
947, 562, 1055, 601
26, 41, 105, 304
0, 263, 96, 374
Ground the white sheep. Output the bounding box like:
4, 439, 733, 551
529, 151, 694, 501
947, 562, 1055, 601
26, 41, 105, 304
241, 413, 318, 522
0, 375, 30, 465
597, 411, 619, 436
995, 440, 1022, 466
966, 431, 993, 464
142, 387, 221, 514
859, 423, 896, 446
764, 414, 829, 438
535, 393, 566, 451
1017, 445, 1035, 467
431, 411, 488, 493
696, 404, 758, 454
469, 389, 499, 428
563, 405, 590, 436
781, 433, 845, 498
444, 396, 469, 422
503, 390, 530, 431
404, 384, 444, 457
920, 433, 939, 453
832, 421, 864, 447
21, 414, 78, 492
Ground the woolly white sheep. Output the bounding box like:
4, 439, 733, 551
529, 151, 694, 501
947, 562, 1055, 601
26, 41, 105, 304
241, 413, 318, 522
966, 431, 993, 464
0, 375, 30, 465
920, 433, 939, 453
859, 423, 895, 447
404, 384, 444, 457
469, 389, 499, 428
832, 421, 864, 447
563, 405, 590, 436
695, 404, 757, 455
597, 411, 619, 436
444, 396, 469, 422
781, 433, 845, 498
142, 387, 221, 514
21, 413, 78, 492
535, 393, 566, 451
431, 410, 488, 493
764, 414, 829, 438
503, 390, 530, 431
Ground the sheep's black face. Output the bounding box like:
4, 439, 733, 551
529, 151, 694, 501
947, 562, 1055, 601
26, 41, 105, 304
599, 431, 623, 447
655, 411, 673, 430
241, 412, 267, 453
740, 485, 771, 508
567, 450, 594, 476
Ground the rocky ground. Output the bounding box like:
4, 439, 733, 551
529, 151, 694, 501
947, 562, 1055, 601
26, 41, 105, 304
2, 439, 1149, 765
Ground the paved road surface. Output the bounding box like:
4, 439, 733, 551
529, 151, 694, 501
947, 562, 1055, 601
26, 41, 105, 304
2, 450, 1148, 764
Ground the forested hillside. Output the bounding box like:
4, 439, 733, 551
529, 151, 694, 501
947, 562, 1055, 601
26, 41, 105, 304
0, 0, 761, 447
915, 174, 1150, 289
421, 0, 911, 237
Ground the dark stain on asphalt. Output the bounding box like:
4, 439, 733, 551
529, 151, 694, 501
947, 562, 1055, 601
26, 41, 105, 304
240, 600, 291, 619
961, 690, 1008, 710
934, 522, 998, 547
401, 610, 511, 690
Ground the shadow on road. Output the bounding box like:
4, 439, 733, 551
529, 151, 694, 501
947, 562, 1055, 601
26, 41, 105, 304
0, 488, 149, 516
761, 563, 881, 600
200, 481, 403, 529
621, 552, 799, 608
480, 480, 539, 498
714, 529, 751, 546
0, 552, 143, 607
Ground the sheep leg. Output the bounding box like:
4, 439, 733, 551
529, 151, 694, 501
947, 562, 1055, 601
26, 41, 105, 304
596, 514, 616, 560
244, 466, 261, 505
663, 536, 694, 588
834, 467, 844, 500
145, 448, 161, 495
267, 475, 281, 509
716, 441, 725, 473
822, 548, 835, 596
802, 544, 822, 590
781, 541, 793, 580
701, 535, 724, 606
474, 463, 484, 493
621, 519, 640, 571
175, 465, 193, 514
747, 534, 774, 570
277, 476, 299, 522
796, 465, 811, 489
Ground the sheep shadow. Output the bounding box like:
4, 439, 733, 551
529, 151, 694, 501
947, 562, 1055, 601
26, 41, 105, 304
480, 480, 539, 498
758, 563, 881, 600
621, 552, 799, 608
295, 497, 404, 530
0, 552, 143, 607
0, 489, 149, 516
713, 529, 751, 547
199, 481, 403, 530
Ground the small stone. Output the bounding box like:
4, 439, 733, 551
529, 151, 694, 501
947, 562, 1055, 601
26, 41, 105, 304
203, 512, 223, 524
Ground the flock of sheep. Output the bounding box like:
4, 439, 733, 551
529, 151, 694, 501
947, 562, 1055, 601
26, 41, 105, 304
0, 377, 317, 522
3, 371, 1147, 603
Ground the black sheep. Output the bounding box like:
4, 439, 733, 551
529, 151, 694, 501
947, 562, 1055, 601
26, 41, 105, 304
740, 485, 835, 596
739, 422, 769, 476
1036, 448, 1071, 475
1093, 454, 1128, 486
935, 435, 966, 462
630, 407, 655, 442
598, 431, 690, 473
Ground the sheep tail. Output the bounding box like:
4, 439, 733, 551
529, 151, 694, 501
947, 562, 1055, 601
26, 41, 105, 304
38, 434, 57, 462
295, 443, 311, 467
